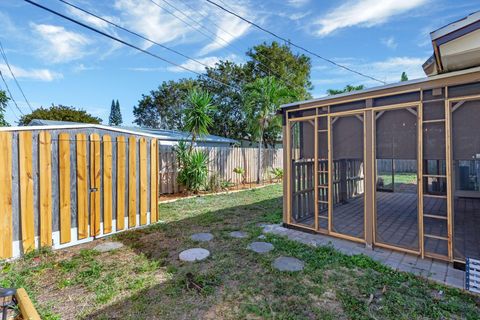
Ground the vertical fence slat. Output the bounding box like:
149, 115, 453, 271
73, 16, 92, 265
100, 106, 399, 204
76, 134, 88, 240
0, 132, 12, 258
90, 134, 101, 236
150, 139, 158, 223
19, 131, 35, 253
128, 136, 137, 228
139, 138, 147, 225
39, 131, 52, 247
59, 133, 71, 244
103, 135, 112, 234
116, 136, 126, 231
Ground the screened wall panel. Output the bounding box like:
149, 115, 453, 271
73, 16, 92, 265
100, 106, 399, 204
331, 115, 365, 239
375, 107, 419, 250
317, 117, 328, 231
290, 120, 315, 228
452, 99, 480, 261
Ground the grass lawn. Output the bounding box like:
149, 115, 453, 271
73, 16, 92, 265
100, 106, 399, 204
1, 184, 480, 319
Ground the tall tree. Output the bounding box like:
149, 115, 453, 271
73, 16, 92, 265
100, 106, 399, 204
0, 90, 10, 126
245, 41, 313, 100
18, 104, 102, 126
183, 89, 216, 150
401, 72, 409, 82
244, 76, 295, 183
133, 78, 199, 129
327, 84, 365, 96
108, 99, 123, 126
201, 60, 250, 141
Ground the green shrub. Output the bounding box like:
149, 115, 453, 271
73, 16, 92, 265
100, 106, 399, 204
271, 168, 283, 181
176, 149, 209, 193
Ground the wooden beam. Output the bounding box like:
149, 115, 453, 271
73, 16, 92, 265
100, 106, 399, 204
15, 288, 41, 320
0, 132, 12, 259
406, 107, 417, 116
39, 131, 52, 247
116, 136, 126, 230
103, 135, 112, 234
139, 138, 148, 225
451, 100, 465, 113
59, 133, 71, 244
19, 131, 35, 253
90, 134, 101, 236
128, 136, 137, 228
76, 134, 88, 240
150, 139, 158, 223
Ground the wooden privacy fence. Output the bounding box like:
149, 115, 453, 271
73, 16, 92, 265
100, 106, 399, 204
0, 129, 159, 259
158, 146, 283, 194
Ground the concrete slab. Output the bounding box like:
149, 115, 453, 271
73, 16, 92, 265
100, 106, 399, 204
179, 248, 210, 262
248, 242, 274, 254
190, 233, 214, 242
273, 256, 304, 272
93, 242, 124, 253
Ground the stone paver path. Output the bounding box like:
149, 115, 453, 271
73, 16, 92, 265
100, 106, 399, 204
190, 233, 214, 242
229, 231, 248, 238
248, 241, 274, 254
93, 242, 123, 253
273, 256, 304, 272
179, 248, 210, 262
262, 224, 465, 289
257, 235, 266, 239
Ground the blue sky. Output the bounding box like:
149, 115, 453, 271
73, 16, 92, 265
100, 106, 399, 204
0, 0, 478, 126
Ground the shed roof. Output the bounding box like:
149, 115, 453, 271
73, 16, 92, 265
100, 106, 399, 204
280, 65, 480, 110
9, 119, 237, 144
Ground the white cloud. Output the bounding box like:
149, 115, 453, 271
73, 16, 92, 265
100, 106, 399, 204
0, 63, 63, 81
288, 11, 311, 21
114, 0, 193, 48
381, 36, 398, 49
312, 0, 428, 36
168, 54, 239, 73
31, 23, 91, 63
65, 6, 114, 31
198, 2, 252, 55
371, 57, 426, 81
287, 0, 310, 8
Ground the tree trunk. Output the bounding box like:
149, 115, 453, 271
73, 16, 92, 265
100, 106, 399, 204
257, 134, 263, 184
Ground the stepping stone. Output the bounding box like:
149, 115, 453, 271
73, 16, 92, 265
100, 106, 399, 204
179, 248, 210, 262
257, 235, 266, 239
229, 231, 247, 238
93, 242, 124, 253
248, 241, 274, 254
256, 222, 269, 227
272, 256, 304, 272
190, 233, 214, 242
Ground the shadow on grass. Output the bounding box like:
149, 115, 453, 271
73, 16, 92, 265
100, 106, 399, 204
84, 195, 284, 319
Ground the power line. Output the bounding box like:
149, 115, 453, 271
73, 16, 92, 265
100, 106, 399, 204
0, 41, 34, 112
151, 0, 298, 88
0, 70, 25, 116
24, 0, 240, 91
205, 0, 388, 85
0, 83, 20, 121
58, 0, 211, 70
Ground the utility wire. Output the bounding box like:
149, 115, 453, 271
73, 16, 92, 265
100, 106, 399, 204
151, 0, 298, 89
58, 0, 211, 70
0, 41, 34, 112
0, 83, 20, 121
24, 0, 240, 91
0, 70, 25, 116
205, 0, 388, 85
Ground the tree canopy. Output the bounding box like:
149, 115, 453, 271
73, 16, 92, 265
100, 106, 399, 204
401, 72, 409, 82
18, 104, 102, 126
133, 41, 310, 143
0, 90, 10, 127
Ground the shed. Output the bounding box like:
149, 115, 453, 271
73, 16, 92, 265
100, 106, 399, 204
27, 119, 238, 147
279, 66, 480, 265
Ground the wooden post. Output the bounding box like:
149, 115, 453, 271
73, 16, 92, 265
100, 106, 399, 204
116, 136, 126, 230
39, 131, 52, 247
59, 133, 71, 244
19, 131, 35, 253
0, 132, 12, 258
76, 134, 88, 240
90, 134, 101, 237
103, 135, 113, 234
128, 136, 137, 228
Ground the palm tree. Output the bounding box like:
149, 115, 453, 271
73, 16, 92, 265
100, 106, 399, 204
184, 89, 216, 151
244, 76, 295, 183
